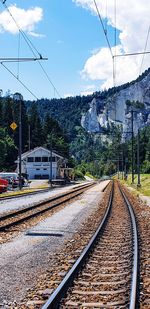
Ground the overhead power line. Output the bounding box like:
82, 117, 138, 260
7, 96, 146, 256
1, 62, 38, 100
1, 1, 42, 59
139, 25, 150, 75
0, 0, 61, 99
0, 57, 48, 62
114, 51, 150, 57
93, 0, 113, 58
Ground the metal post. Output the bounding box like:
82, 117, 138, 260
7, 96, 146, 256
122, 149, 124, 180
117, 154, 120, 179
49, 132, 53, 188
28, 124, 31, 151
19, 99, 22, 190
13, 93, 23, 190
137, 129, 141, 187
131, 110, 134, 184
124, 158, 127, 180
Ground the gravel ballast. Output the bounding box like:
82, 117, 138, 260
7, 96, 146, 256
0, 181, 109, 307
0, 182, 90, 215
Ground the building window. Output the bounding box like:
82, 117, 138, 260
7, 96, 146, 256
35, 157, 41, 162
36, 168, 40, 170
42, 157, 48, 162
27, 157, 34, 162
49, 157, 56, 162
43, 168, 47, 170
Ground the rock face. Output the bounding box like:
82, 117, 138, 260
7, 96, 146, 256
81, 98, 100, 132
81, 70, 150, 137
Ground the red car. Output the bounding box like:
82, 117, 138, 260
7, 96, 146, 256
0, 178, 8, 193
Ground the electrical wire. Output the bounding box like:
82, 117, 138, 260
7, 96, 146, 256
105, 0, 107, 35
0, 57, 47, 62
0, 0, 61, 98
139, 25, 150, 75
1, 62, 38, 100
17, 30, 20, 79
93, 0, 113, 58
1, 1, 41, 58
113, 0, 117, 121
114, 51, 150, 57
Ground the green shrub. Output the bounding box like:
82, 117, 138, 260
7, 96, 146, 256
74, 169, 85, 180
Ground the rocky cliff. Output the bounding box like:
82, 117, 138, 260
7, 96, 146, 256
81, 69, 150, 138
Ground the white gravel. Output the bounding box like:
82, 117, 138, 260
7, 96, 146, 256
0, 181, 109, 306
0, 182, 91, 215
140, 195, 150, 207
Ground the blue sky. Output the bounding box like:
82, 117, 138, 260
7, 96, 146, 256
0, 0, 149, 100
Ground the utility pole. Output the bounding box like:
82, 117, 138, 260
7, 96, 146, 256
28, 124, 31, 151
137, 129, 141, 187
122, 149, 124, 180
49, 132, 53, 188
131, 110, 134, 184
124, 157, 127, 180
13, 93, 23, 190
117, 153, 120, 179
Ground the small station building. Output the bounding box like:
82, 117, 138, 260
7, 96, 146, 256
15, 146, 67, 180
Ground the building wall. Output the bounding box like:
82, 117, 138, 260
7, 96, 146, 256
26, 163, 57, 179
17, 148, 62, 180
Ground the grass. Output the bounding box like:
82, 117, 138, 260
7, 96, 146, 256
119, 174, 150, 197
85, 172, 97, 180
0, 184, 49, 198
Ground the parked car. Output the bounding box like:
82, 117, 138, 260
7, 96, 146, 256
0, 178, 8, 193
0, 172, 19, 188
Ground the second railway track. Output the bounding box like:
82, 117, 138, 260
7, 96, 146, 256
0, 182, 95, 234
42, 181, 138, 309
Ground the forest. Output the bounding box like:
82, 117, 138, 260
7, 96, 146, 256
0, 91, 150, 178
0, 95, 69, 171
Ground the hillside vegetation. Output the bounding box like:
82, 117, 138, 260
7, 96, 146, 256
0, 68, 150, 177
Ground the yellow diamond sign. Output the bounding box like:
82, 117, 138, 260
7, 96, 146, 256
10, 122, 17, 130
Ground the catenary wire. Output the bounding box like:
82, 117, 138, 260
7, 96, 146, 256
17, 30, 20, 78
93, 0, 113, 58
1, 62, 38, 100
139, 25, 150, 75
114, 51, 150, 57
0, 0, 61, 98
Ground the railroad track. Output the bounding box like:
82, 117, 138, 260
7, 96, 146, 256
42, 181, 138, 308
0, 182, 95, 232
0, 187, 50, 200
0, 182, 81, 201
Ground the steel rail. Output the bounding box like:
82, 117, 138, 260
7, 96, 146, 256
119, 186, 138, 309
0, 183, 94, 221
0, 188, 50, 201
42, 182, 113, 309
0, 183, 95, 231
0, 182, 92, 201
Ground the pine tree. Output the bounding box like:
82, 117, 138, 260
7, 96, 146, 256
28, 102, 43, 149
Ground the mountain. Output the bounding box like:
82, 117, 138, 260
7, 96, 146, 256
26, 68, 150, 140
81, 68, 150, 137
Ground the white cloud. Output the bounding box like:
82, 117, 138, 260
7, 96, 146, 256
0, 5, 43, 35
63, 93, 74, 98
73, 0, 150, 88
29, 31, 45, 38
80, 90, 94, 96
80, 84, 97, 96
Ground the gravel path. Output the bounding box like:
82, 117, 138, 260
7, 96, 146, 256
0, 181, 109, 306
0, 182, 90, 215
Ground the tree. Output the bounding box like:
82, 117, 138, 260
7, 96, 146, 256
2, 96, 14, 133
43, 113, 69, 157
28, 102, 43, 149
0, 128, 17, 170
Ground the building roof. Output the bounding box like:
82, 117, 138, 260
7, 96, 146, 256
16, 146, 64, 161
